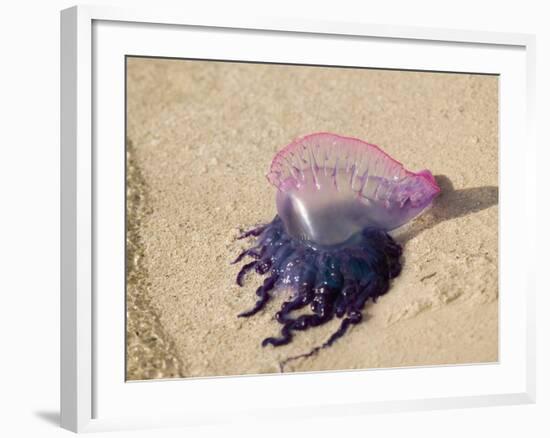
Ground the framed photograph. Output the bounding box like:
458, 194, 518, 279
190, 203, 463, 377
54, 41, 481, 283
60, 5, 536, 433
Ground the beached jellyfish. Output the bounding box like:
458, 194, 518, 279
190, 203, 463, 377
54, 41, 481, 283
233, 132, 440, 357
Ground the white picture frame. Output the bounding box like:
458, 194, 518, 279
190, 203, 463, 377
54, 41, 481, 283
60, 4, 537, 433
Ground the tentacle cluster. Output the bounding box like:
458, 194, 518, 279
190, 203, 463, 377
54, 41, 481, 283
233, 216, 402, 351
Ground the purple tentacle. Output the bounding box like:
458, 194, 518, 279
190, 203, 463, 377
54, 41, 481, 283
236, 261, 257, 287
275, 291, 314, 323
238, 274, 278, 318
278, 311, 362, 370
231, 247, 262, 265
261, 324, 293, 347
237, 224, 268, 240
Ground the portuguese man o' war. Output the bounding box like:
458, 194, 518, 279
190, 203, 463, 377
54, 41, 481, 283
233, 132, 440, 358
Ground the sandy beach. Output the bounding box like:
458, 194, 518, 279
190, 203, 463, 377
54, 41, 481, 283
125, 57, 498, 380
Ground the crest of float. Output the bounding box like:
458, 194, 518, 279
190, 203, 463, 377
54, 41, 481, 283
268, 132, 440, 247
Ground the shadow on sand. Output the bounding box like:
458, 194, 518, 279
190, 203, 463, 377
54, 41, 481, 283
395, 174, 498, 243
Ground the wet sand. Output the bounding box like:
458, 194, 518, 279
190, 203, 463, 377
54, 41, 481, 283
125, 57, 498, 380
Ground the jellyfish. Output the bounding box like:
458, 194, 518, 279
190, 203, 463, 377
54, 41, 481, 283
233, 132, 440, 357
